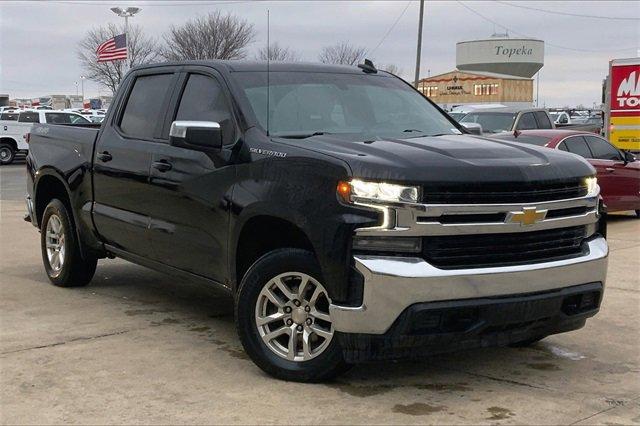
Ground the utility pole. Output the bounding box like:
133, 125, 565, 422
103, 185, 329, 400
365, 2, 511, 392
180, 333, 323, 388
74, 81, 78, 96
413, 0, 425, 88
80, 76, 86, 100
536, 71, 540, 107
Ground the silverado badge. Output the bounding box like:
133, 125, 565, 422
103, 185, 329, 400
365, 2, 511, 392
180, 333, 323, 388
506, 207, 548, 226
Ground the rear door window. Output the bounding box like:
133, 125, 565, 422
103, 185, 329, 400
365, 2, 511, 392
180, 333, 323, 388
0, 113, 19, 121
562, 136, 592, 158
584, 136, 622, 160
18, 112, 39, 123
534, 111, 553, 129
120, 73, 174, 140
516, 112, 537, 130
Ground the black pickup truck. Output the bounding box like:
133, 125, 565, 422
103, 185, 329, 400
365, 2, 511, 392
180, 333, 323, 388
26, 61, 608, 382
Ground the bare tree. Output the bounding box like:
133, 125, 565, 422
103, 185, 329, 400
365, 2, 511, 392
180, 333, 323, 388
161, 12, 255, 61
383, 64, 402, 76
318, 42, 367, 66
256, 42, 301, 62
78, 23, 159, 94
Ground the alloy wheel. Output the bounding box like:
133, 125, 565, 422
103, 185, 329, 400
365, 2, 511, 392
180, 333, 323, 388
255, 272, 334, 362
45, 214, 66, 275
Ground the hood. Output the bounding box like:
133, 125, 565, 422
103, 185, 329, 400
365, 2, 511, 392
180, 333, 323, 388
276, 134, 595, 185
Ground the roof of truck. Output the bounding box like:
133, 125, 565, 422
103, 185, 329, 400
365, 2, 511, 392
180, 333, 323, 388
131, 60, 391, 75
467, 106, 548, 114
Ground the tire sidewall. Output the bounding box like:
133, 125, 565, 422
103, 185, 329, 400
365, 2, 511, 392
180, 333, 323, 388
41, 199, 76, 285
235, 248, 347, 382
0, 144, 15, 165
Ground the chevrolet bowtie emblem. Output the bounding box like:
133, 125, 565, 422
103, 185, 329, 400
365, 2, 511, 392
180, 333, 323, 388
506, 207, 548, 226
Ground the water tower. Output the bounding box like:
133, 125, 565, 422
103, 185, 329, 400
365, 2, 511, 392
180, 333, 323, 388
456, 34, 544, 78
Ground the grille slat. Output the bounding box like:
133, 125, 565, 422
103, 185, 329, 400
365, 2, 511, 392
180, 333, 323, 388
423, 226, 587, 269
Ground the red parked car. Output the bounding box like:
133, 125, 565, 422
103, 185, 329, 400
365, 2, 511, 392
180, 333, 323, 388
493, 129, 640, 216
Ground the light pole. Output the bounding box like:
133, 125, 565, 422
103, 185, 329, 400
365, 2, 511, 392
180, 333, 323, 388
74, 81, 78, 96
110, 7, 141, 68
80, 75, 86, 100
413, 0, 425, 88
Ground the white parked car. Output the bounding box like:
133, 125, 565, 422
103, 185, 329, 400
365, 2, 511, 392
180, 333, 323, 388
0, 110, 91, 165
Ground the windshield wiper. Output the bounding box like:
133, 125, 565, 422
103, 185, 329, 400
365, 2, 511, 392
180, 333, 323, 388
403, 129, 450, 137
275, 131, 331, 139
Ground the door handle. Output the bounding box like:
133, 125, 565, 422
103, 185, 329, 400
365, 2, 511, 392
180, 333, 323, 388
96, 151, 112, 162
152, 160, 172, 172
605, 167, 615, 173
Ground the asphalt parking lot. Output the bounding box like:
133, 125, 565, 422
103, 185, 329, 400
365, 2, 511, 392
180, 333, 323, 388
1, 161, 639, 425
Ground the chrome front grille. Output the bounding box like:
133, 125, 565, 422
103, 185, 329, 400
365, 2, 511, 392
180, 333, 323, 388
353, 183, 600, 268
422, 226, 588, 269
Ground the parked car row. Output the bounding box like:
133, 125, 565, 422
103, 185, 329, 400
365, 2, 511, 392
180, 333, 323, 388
450, 106, 603, 135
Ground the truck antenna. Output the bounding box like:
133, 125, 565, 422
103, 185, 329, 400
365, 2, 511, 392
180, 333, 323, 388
266, 9, 270, 137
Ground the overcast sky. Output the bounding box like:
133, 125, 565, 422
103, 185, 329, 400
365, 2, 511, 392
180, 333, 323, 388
1, 0, 639, 107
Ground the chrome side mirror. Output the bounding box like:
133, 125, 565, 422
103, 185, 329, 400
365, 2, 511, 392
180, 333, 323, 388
169, 121, 222, 150
462, 122, 483, 135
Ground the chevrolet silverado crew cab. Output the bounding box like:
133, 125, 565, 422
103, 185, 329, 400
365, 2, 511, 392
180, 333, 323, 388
26, 61, 608, 382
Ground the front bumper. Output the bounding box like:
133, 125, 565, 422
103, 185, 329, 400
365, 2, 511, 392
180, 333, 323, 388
337, 282, 603, 363
329, 237, 608, 334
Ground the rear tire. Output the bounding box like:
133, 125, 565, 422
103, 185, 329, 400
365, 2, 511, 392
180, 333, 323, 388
0, 143, 15, 165
235, 248, 350, 382
41, 199, 97, 287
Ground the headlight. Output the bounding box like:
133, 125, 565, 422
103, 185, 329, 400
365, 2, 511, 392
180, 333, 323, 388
585, 176, 599, 197
338, 179, 419, 203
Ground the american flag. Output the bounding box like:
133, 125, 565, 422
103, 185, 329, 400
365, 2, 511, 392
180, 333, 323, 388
96, 34, 128, 62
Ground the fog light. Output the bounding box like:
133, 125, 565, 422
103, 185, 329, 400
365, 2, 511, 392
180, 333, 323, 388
352, 236, 422, 253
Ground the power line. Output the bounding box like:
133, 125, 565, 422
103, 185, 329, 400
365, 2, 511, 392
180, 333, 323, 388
495, 1, 640, 21
367, 1, 412, 57
456, 1, 638, 53
14, 0, 251, 6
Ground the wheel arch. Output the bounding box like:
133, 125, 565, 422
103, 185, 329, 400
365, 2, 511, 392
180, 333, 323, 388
0, 137, 18, 151
33, 168, 103, 260
34, 169, 73, 228
232, 214, 315, 293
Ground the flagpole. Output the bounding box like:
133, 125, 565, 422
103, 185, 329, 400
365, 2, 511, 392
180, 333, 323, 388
110, 7, 140, 73
125, 15, 129, 70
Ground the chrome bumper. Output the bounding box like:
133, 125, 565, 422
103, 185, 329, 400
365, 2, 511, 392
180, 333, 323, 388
330, 237, 608, 334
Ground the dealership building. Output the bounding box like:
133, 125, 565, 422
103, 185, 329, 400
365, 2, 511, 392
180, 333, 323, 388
418, 36, 544, 110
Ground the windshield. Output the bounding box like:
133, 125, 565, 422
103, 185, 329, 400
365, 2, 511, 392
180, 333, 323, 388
232, 71, 460, 139
460, 112, 516, 134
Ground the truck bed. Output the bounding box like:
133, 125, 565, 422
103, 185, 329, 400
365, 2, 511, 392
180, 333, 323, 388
28, 123, 100, 172
555, 123, 602, 134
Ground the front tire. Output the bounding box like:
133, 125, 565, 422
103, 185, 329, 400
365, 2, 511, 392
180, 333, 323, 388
235, 248, 350, 382
41, 199, 97, 287
0, 143, 15, 165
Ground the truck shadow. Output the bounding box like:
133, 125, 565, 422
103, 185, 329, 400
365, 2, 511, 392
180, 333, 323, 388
83, 259, 609, 386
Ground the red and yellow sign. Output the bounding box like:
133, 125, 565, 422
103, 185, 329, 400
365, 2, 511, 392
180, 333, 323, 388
610, 63, 640, 150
